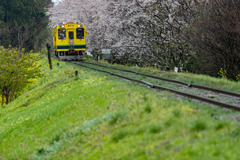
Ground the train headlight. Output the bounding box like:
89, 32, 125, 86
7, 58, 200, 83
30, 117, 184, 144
69, 40, 74, 45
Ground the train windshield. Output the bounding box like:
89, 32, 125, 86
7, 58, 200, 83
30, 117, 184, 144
76, 28, 84, 39
58, 29, 66, 39
69, 31, 74, 39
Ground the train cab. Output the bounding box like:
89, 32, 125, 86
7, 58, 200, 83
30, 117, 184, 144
52, 22, 87, 60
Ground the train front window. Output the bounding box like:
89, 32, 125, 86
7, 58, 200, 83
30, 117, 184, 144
58, 29, 66, 39
69, 31, 74, 39
76, 28, 84, 39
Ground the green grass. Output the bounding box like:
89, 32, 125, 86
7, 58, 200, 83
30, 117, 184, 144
0, 58, 240, 159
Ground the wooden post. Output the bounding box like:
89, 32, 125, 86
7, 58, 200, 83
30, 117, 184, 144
47, 43, 52, 70
75, 71, 78, 77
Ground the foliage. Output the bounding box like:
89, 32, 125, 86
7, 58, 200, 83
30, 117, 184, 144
236, 74, 240, 81
218, 68, 227, 79
0, 0, 52, 51
189, 118, 207, 131
189, 0, 240, 80
0, 46, 42, 105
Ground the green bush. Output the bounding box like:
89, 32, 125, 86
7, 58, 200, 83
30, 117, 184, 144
0, 47, 42, 105
189, 118, 207, 131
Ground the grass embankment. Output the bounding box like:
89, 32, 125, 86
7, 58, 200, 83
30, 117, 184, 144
0, 58, 240, 159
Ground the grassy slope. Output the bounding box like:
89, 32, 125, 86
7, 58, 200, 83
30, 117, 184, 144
0, 59, 240, 159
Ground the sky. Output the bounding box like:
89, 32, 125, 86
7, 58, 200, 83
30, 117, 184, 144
52, 0, 62, 4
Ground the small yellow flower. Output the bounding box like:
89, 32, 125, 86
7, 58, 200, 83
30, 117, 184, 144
218, 68, 227, 79
236, 74, 240, 81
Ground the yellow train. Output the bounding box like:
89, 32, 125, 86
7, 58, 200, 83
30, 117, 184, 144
52, 22, 87, 60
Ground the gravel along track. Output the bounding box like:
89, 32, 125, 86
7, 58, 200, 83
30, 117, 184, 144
72, 61, 240, 111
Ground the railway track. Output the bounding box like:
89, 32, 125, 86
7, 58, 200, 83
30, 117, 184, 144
81, 61, 240, 98
71, 61, 240, 111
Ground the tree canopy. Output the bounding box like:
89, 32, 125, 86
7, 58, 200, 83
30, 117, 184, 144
0, 47, 42, 105
0, 0, 52, 51
49, 0, 194, 70
49, 0, 240, 80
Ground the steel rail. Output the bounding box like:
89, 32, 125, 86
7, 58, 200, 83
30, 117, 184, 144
81, 61, 240, 98
74, 62, 240, 112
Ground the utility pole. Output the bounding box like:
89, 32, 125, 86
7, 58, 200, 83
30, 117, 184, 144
47, 43, 52, 70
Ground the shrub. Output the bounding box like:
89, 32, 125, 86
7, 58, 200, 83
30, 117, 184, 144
111, 129, 128, 142
189, 118, 207, 132
0, 47, 42, 105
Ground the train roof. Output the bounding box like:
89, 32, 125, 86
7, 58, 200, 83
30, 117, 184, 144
53, 22, 84, 29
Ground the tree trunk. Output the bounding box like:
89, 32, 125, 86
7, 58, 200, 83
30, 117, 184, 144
10, 88, 16, 102
5, 93, 9, 105
1, 91, 4, 106
4, 88, 9, 105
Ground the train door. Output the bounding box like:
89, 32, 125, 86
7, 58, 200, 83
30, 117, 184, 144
69, 31, 74, 50
69, 31, 74, 39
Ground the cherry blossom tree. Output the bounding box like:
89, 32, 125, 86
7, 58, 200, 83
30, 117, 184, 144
48, 0, 197, 70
